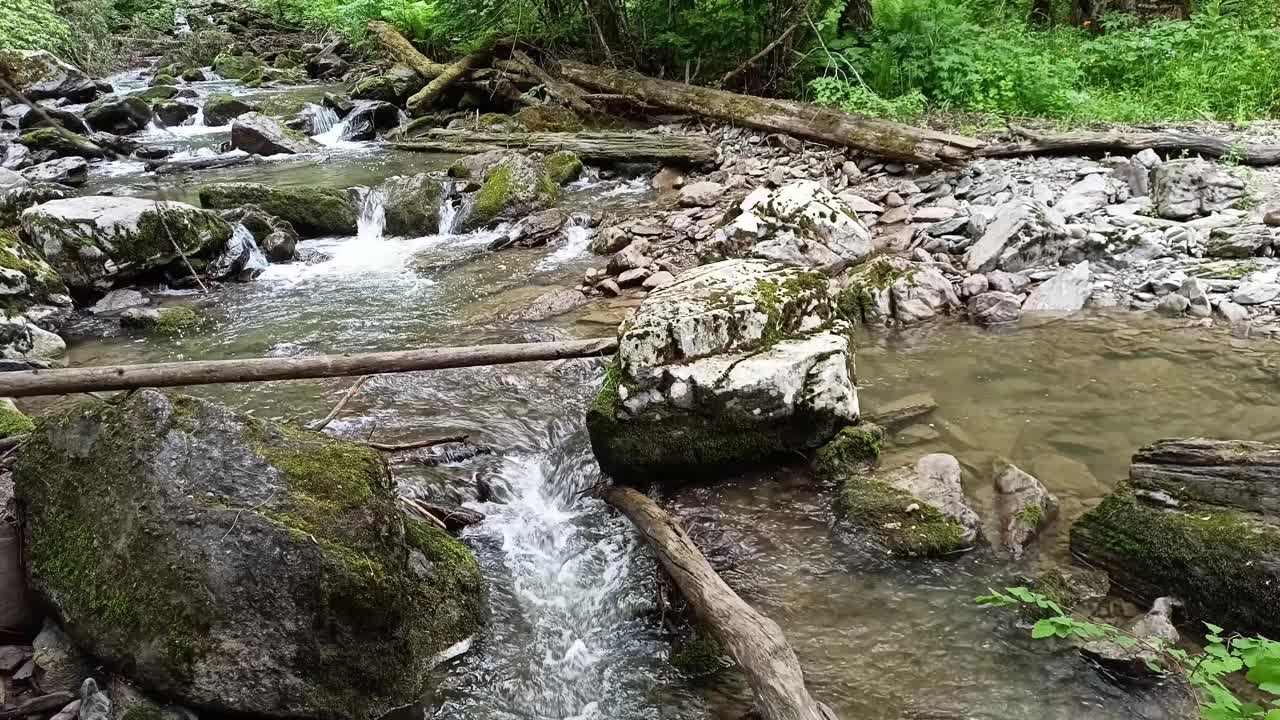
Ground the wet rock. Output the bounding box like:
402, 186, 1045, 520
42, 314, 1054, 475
993, 461, 1058, 559
595, 278, 621, 297
588, 259, 857, 482
202, 94, 258, 126
21, 158, 87, 187
15, 389, 486, 720
1080, 597, 1181, 680
0, 50, 101, 103
1216, 299, 1249, 324
83, 96, 152, 135
90, 289, 147, 316
1152, 159, 1246, 220
1205, 225, 1273, 258
350, 67, 423, 105
836, 452, 979, 557
1052, 174, 1109, 219
500, 208, 569, 250
199, 183, 358, 237
590, 227, 631, 255
16, 129, 105, 160
1023, 261, 1091, 313
1156, 293, 1190, 317
508, 288, 587, 321
383, 173, 444, 237
719, 181, 873, 275
0, 169, 27, 192
607, 240, 652, 275
890, 264, 961, 326
18, 106, 86, 134
968, 291, 1022, 325
152, 101, 198, 127
219, 205, 299, 262
340, 100, 400, 141
960, 273, 989, 298
0, 314, 64, 360
212, 52, 263, 80
51, 699, 80, 720
1, 143, 32, 171
86, 132, 139, 157
306, 39, 349, 79
964, 199, 1070, 274
617, 267, 650, 286
134, 85, 179, 101
459, 153, 560, 232
107, 678, 197, 720
32, 621, 91, 695
230, 112, 315, 156
678, 181, 723, 208
20, 196, 231, 291
78, 679, 110, 720
542, 151, 582, 186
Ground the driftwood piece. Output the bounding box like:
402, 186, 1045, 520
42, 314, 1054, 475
980, 128, 1280, 166
145, 152, 264, 174
308, 376, 369, 431
507, 50, 597, 116
1129, 438, 1280, 516
557, 60, 982, 164
406, 50, 491, 115
365, 21, 449, 79
404, 499, 485, 531
390, 130, 717, 165
601, 485, 837, 720
367, 434, 468, 452
0, 338, 618, 398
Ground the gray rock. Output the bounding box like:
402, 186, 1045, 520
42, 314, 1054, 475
1, 143, 31, 171
968, 291, 1022, 325
652, 166, 685, 192
1263, 202, 1280, 227
595, 278, 621, 297
0, 645, 30, 673
591, 227, 631, 255
960, 273, 989, 298
118, 307, 161, 328
1081, 597, 1181, 679
1152, 159, 1247, 220
588, 259, 857, 482
509, 288, 586, 321
51, 700, 80, 720
0, 314, 65, 360
20, 157, 88, 187
642, 270, 674, 289
90, 289, 147, 316
3, 50, 101, 103
1216, 299, 1250, 324
153, 101, 198, 127
1114, 156, 1151, 197
230, 113, 315, 156
202, 94, 258, 126
219, 205, 300, 262
1156, 293, 1191, 317
994, 461, 1058, 560
15, 390, 485, 720
1205, 225, 1272, 258
339, 100, 400, 142
964, 199, 1070, 274
617, 267, 651, 286
32, 620, 91, 694
18, 105, 86, 134
986, 269, 1031, 295
678, 181, 724, 208
83, 96, 152, 135
836, 192, 883, 214
1179, 277, 1212, 318
382, 173, 443, 237
1022, 261, 1091, 313
607, 240, 652, 275
1233, 282, 1280, 305
723, 181, 873, 275
1052, 174, 1108, 219
890, 265, 960, 326
884, 453, 981, 547
79, 679, 111, 720
458, 152, 560, 232
913, 206, 958, 223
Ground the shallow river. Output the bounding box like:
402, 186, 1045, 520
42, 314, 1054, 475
43, 79, 1280, 720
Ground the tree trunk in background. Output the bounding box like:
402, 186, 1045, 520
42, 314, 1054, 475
366, 21, 449, 79
1027, 0, 1053, 26
839, 0, 873, 32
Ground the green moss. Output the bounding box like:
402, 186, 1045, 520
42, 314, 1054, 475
1190, 260, 1258, 280
838, 257, 915, 324
1071, 483, 1280, 634
149, 74, 176, 87
120, 705, 163, 720
476, 113, 516, 130
211, 52, 262, 80
15, 128, 103, 158
815, 424, 883, 477
0, 229, 68, 301
257, 94, 308, 118
670, 632, 726, 676
154, 306, 199, 334
750, 270, 832, 349
134, 85, 178, 101
131, 206, 232, 266
197, 183, 356, 237
0, 405, 34, 438
470, 164, 515, 228
351, 76, 398, 102
514, 105, 582, 133
542, 151, 583, 185
838, 475, 968, 557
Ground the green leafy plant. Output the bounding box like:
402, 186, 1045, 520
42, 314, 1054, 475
978, 587, 1280, 720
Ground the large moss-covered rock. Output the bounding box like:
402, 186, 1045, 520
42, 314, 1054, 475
0, 50, 101, 103
351, 65, 424, 104
83, 96, 153, 135
16, 129, 105, 160
383, 173, 443, 237
211, 52, 263, 80
14, 390, 485, 720
19, 196, 232, 292
199, 183, 357, 237
0, 229, 70, 315
542, 151, 583, 185
459, 153, 560, 232
202, 93, 258, 126
514, 105, 582, 133
587, 259, 858, 482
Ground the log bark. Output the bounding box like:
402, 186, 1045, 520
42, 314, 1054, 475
0, 338, 618, 398
406, 50, 491, 115
980, 128, 1280, 166
365, 21, 449, 79
602, 485, 837, 720
556, 60, 983, 164
390, 130, 718, 165
1129, 438, 1280, 516
506, 50, 597, 116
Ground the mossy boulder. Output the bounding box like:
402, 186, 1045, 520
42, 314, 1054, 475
0, 50, 100, 103
229, 112, 316, 156
0, 399, 34, 439
199, 183, 357, 237
383, 174, 444, 237
514, 105, 583, 133
0, 229, 71, 315
16, 129, 105, 160
133, 85, 179, 102
542, 151, 583, 186
152, 100, 198, 127
460, 152, 561, 232
120, 306, 201, 334
587, 259, 858, 483
14, 389, 486, 720
257, 94, 309, 119
211, 52, 263, 80
0, 182, 74, 227
350, 65, 424, 104
19, 196, 232, 292
180, 67, 207, 82
814, 424, 884, 478
202, 93, 258, 126
83, 96, 153, 135
148, 74, 176, 88
835, 453, 980, 557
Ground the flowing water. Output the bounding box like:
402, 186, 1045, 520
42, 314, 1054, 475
44, 73, 1280, 718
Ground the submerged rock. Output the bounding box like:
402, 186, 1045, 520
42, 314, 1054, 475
0, 50, 101, 103
83, 96, 153, 135
20, 196, 232, 292
587, 259, 858, 482
199, 183, 357, 237
968, 291, 1022, 325
202, 94, 258, 126
15, 390, 486, 720
230, 112, 316, 156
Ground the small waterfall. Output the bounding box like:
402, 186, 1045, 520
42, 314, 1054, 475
306, 103, 341, 137
537, 215, 595, 269
437, 181, 461, 235
357, 188, 386, 242
187, 105, 204, 126
210, 224, 269, 281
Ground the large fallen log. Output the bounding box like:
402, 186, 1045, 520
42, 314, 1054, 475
601, 485, 837, 720
505, 50, 597, 116
557, 60, 983, 165
407, 50, 492, 115
980, 128, 1280, 166
365, 21, 449, 79
0, 338, 618, 398
390, 130, 718, 166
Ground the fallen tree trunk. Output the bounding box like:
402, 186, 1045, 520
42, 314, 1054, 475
365, 21, 449, 79
557, 60, 982, 165
390, 130, 717, 165
146, 152, 264, 174
601, 485, 837, 720
980, 128, 1280, 166
505, 50, 597, 116
0, 338, 618, 398
407, 50, 492, 115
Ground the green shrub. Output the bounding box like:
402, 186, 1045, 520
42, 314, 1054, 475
0, 0, 70, 51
